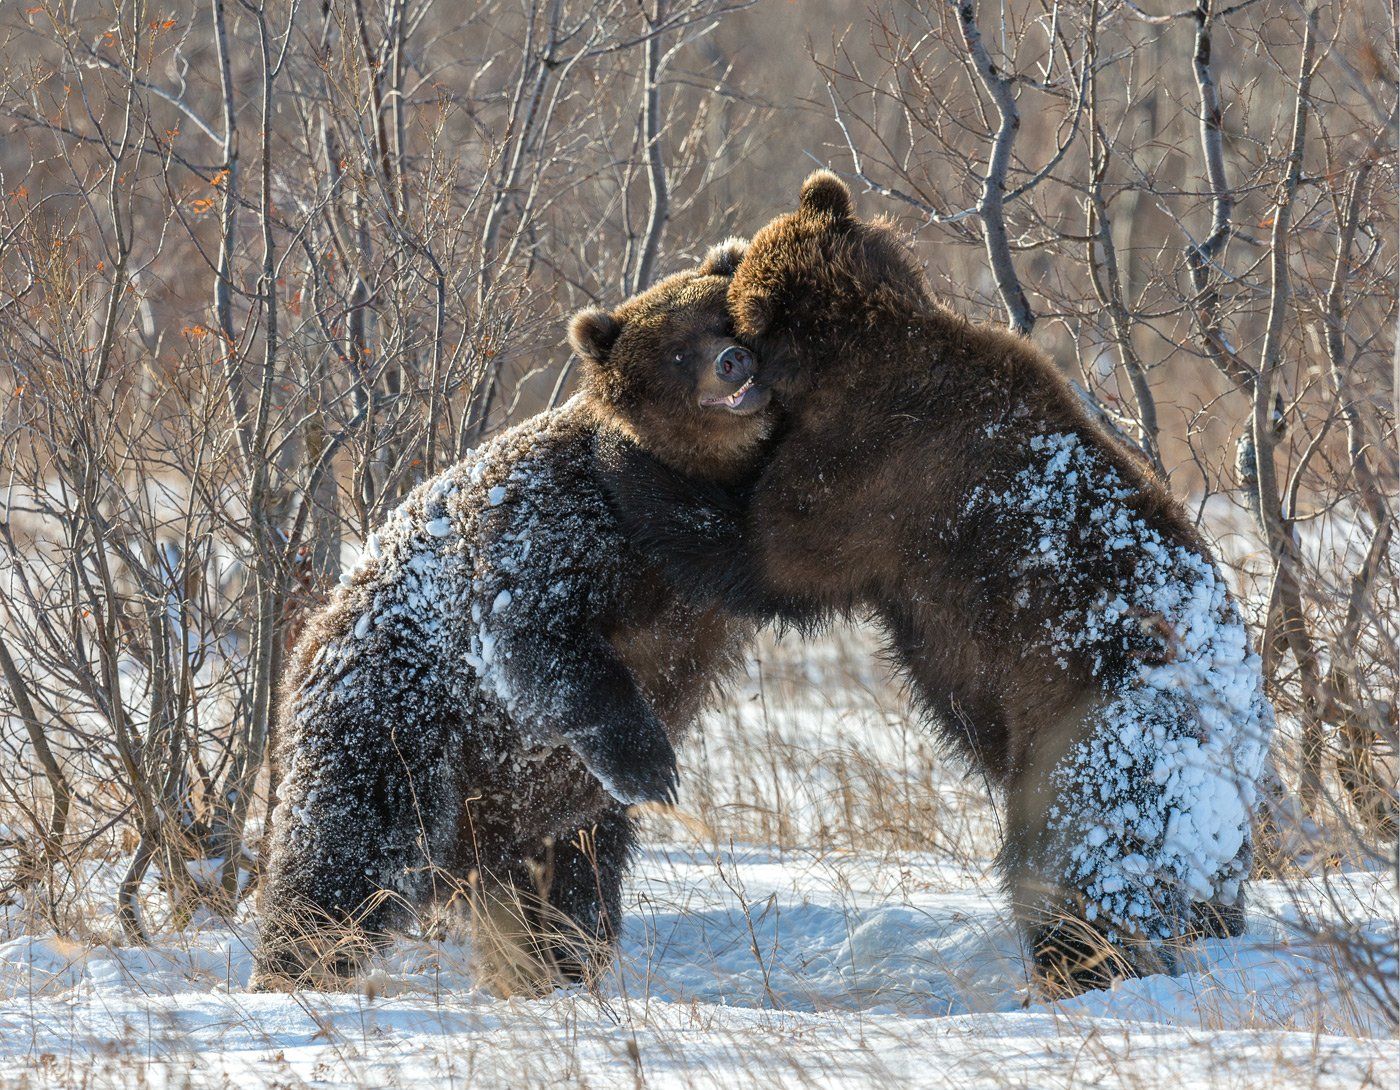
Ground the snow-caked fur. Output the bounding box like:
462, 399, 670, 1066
604, 172, 1276, 995
979, 431, 1271, 949
253, 251, 769, 994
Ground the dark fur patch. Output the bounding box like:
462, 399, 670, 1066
597, 431, 826, 635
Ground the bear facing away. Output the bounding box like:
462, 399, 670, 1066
252, 241, 771, 995
607, 174, 1274, 995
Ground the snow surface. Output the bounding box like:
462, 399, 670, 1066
0, 849, 1393, 1089
3, 640, 1392, 1090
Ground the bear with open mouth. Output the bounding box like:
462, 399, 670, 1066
253, 240, 773, 996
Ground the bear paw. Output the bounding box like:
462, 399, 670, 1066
575, 721, 679, 807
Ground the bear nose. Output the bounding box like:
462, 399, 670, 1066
714, 345, 753, 383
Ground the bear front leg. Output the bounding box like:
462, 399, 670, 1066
493, 627, 679, 807
252, 676, 463, 992
539, 806, 635, 985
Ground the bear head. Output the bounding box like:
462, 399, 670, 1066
571, 240, 773, 480
728, 170, 928, 396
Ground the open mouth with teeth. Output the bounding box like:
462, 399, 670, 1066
700, 375, 769, 414
699, 343, 770, 415
703, 376, 753, 408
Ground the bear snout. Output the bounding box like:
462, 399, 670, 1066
714, 344, 754, 382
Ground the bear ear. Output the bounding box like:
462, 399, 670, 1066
568, 306, 622, 363
733, 290, 774, 338
798, 170, 853, 221
697, 237, 748, 277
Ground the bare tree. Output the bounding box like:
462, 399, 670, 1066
820, 0, 1396, 843
0, 0, 761, 934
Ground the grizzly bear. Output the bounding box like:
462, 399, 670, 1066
251, 240, 771, 994
605, 173, 1274, 995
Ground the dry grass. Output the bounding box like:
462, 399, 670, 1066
1, 621, 1394, 1089
0, 1, 1393, 1083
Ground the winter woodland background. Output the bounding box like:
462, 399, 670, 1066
0, 1, 1394, 1087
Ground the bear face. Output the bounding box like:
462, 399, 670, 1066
727, 171, 928, 397
571, 239, 773, 482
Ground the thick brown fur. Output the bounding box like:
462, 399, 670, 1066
252, 247, 772, 994
574, 237, 770, 484
607, 174, 1267, 995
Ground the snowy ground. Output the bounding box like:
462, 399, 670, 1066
1, 849, 1394, 1089
2, 628, 1395, 1088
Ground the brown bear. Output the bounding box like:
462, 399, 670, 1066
605, 173, 1274, 995
251, 240, 771, 995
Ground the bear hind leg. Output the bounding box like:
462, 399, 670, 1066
1189, 834, 1250, 940
1188, 900, 1246, 939
539, 807, 635, 986
1006, 852, 1168, 998
1027, 915, 1154, 998
252, 695, 465, 993
467, 862, 557, 998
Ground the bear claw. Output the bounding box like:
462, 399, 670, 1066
577, 724, 679, 807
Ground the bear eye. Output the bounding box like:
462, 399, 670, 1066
671, 350, 686, 366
